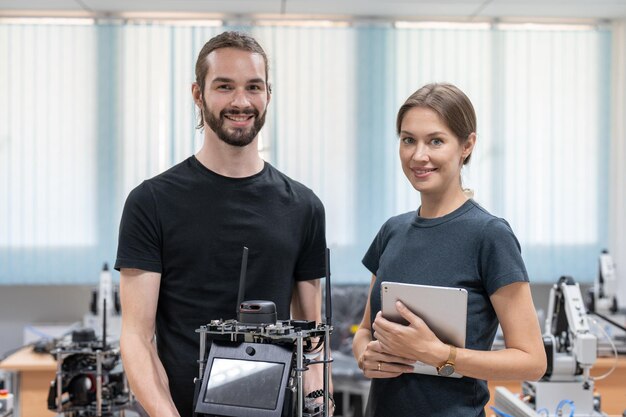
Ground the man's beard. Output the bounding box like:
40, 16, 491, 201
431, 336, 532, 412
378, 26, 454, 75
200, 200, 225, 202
203, 98, 267, 147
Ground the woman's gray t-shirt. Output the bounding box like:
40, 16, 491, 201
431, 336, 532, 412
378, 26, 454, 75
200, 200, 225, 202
362, 199, 529, 417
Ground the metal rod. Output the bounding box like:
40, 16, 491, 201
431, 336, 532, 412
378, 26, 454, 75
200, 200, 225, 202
96, 350, 103, 417
102, 298, 107, 350
236, 246, 249, 315
199, 330, 206, 379
55, 351, 63, 412
324, 247, 332, 417
123, 368, 132, 402
325, 248, 332, 327
590, 310, 626, 332
323, 325, 331, 417
296, 333, 303, 417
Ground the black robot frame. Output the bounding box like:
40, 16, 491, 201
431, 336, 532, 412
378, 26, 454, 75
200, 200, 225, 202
193, 247, 334, 417
48, 300, 135, 417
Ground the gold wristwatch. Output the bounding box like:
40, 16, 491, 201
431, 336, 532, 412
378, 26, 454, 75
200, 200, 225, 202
436, 345, 457, 376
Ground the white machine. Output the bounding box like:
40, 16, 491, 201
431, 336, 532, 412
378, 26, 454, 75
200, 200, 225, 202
0, 388, 13, 417
587, 251, 626, 356
526, 276, 600, 416
591, 250, 619, 315
84, 263, 122, 341
495, 276, 607, 417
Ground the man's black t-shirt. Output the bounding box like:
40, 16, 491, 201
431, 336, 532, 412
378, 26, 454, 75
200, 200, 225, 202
115, 156, 327, 416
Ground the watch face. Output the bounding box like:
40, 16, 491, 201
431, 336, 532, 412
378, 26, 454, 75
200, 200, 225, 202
438, 364, 455, 377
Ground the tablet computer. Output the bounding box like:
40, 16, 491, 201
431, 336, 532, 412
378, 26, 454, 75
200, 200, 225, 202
380, 281, 468, 378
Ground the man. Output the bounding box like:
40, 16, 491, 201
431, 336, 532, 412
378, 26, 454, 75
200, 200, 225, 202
115, 31, 328, 417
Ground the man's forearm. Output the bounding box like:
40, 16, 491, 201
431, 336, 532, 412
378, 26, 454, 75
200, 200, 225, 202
121, 334, 180, 417
291, 280, 334, 408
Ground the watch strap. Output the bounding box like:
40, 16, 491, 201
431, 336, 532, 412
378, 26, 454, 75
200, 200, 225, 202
447, 344, 457, 366
436, 344, 457, 375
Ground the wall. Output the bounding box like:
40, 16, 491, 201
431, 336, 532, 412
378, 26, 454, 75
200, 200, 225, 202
0, 285, 93, 357
611, 20, 626, 307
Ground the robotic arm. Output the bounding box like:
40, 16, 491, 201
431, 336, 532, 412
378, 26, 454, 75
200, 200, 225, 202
543, 276, 597, 384
496, 276, 606, 416
589, 250, 619, 315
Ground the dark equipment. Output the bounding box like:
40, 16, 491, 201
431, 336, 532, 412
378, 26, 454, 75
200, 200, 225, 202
193, 247, 334, 417
47, 301, 135, 417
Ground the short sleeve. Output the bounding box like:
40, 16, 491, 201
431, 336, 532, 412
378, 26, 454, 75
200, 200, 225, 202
362, 222, 388, 276
294, 195, 327, 280
114, 181, 163, 273
479, 218, 529, 295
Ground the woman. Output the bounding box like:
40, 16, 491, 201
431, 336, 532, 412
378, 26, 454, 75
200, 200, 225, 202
352, 83, 546, 417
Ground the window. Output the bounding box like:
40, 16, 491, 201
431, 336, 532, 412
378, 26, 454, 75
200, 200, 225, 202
0, 21, 610, 284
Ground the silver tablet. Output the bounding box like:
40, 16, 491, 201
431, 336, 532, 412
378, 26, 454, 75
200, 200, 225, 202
380, 281, 468, 378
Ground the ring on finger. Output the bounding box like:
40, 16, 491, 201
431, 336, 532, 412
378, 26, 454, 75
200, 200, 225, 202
377, 362, 382, 372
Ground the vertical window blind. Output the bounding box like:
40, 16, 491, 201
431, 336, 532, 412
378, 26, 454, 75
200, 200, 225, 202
0, 21, 610, 284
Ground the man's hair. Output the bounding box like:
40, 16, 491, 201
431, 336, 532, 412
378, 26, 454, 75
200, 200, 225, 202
396, 83, 476, 164
195, 31, 269, 129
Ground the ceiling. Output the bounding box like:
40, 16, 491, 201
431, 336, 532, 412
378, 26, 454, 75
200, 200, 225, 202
1, 0, 626, 21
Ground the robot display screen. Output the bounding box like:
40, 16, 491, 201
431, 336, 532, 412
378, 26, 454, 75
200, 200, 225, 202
203, 358, 285, 410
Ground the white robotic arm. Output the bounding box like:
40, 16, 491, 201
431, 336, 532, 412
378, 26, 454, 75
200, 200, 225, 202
496, 277, 607, 416
543, 276, 597, 382
592, 251, 619, 314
